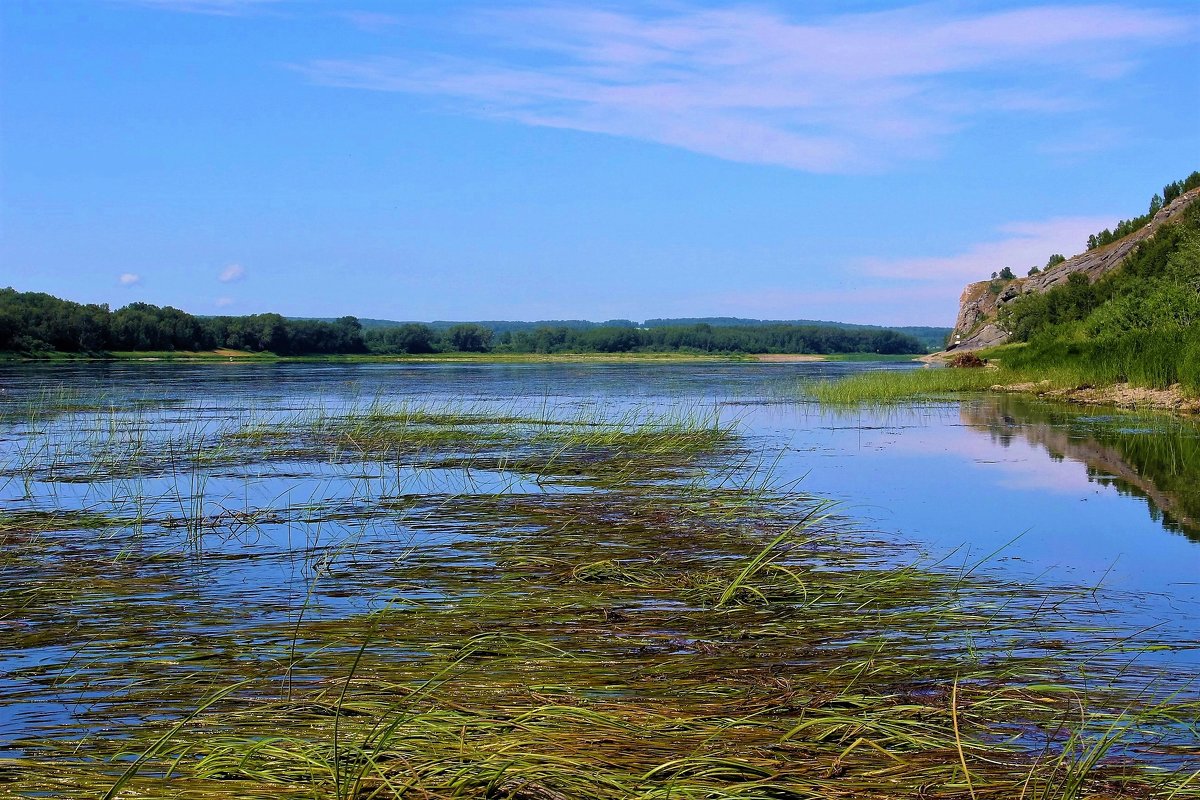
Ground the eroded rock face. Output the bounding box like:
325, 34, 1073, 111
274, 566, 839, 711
947, 187, 1200, 351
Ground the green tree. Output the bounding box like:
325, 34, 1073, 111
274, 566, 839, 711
366, 323, 435, 354
445, 323, 493, 352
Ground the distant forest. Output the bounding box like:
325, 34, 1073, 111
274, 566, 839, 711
326, 316, 949, 352
0, 288, 928, 357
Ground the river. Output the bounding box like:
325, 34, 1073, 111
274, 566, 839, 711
1, 360, 1197, 755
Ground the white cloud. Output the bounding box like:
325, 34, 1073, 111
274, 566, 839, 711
859, 216, 1114, 283
218, 263, 246, 283
297, 3, 1191, 172
118, 273, 142, 286
215, 296, 235, 307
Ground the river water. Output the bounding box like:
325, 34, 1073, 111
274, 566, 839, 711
1, 360, 1198, 750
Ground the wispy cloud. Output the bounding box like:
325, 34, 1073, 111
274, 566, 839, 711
297, 3, 1191, 172
118, 272, 142, 286
115, 0, 283, 15
342, 11, 402, 32
218, 263, 246, 283
1037, 125, 1130, 159
215, 296, 236, 307
859, 216, 1114, 283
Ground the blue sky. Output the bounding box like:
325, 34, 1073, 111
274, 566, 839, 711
1, 0, 1197, 325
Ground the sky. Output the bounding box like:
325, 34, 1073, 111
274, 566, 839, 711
1, 0, 1197, 326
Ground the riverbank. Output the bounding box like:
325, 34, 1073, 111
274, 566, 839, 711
831, 348, 1200, 414
0, 349, 923, 364
990, 379, 1200, 413
815, 366, 1200, 413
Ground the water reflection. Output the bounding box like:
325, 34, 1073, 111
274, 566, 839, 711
962, 394, 1200, 543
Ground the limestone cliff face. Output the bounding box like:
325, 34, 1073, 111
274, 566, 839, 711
948, 187, 1200, 351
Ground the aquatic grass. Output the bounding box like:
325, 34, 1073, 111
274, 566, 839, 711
207, 402, 737, 490
807, 367, 1024, 405
1, 397, 1197, 799
0, 508, 127, 535
714, 502, 834, 607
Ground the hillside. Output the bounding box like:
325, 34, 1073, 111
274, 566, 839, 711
950, 181, 1200, 351
942, 172, 1200, 396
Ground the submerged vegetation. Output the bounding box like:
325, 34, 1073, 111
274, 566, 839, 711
1, 379, 1197, 798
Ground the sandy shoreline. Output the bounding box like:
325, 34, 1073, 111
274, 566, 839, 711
993, 381, 1200, 414
751, 353, 826, 362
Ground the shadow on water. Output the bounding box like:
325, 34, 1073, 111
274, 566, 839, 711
962, 394, 1200, 544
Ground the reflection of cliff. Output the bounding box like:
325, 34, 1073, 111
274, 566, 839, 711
961, 396, 1200, 544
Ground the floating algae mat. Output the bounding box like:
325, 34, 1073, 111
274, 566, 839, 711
0, 365, 1198, 799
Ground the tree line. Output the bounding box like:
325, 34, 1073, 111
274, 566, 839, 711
981, 171, 1199, 282
0, 288, 925, 357
0, 290, 368, 355
1086, 170, 1200, 252
494, 323, 921, 354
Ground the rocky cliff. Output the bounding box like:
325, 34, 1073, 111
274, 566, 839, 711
948, 186, 1200, 351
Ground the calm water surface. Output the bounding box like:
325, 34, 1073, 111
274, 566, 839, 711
2, 361, 1198, 747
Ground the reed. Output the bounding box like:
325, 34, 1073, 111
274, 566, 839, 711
808, 367, 1004, 404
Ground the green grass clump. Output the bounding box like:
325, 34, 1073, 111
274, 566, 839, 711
808, 341, 1200, 405
214, 402, 733, 484
808, 367, 1014, 404
0, 509, 125, 535
999, 328, 1200, 395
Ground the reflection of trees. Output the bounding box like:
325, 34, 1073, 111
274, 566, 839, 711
962, 395, 1200, 544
